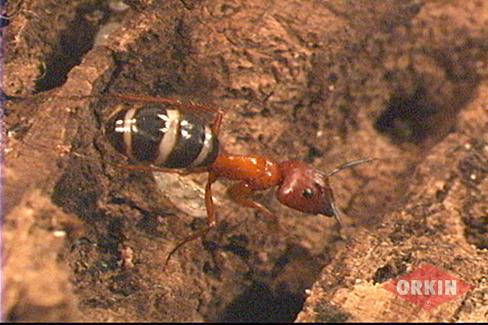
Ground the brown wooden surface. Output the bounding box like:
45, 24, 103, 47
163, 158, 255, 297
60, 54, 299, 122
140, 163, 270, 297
3, 0, 487, 322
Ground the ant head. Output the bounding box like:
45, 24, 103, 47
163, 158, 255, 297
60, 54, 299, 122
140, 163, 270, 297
276, 160, 339, 218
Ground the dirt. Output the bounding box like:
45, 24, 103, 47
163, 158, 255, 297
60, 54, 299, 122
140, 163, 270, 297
3, 0, 487, 322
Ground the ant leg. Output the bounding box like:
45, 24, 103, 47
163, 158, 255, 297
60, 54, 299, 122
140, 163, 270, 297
107, 94, 184, 105
210, 109, 223, 136
227, 182, 281, 232
163, 172, 219, 267
115, 164, 208, 176
107, 93, 221, 116
175, 167, 209, 176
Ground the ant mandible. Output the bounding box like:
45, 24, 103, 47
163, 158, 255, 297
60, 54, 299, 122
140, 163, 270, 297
102, 93, 373, 266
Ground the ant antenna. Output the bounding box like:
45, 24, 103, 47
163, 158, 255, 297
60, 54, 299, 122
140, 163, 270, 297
325, 158, 375, 229
330, 200, 345, 228
327, 158, 375, 177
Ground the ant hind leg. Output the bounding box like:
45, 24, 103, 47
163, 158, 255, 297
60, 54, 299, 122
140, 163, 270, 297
163, 172, 219, 268
115, 164, 208, 176
107, 93, 223, 117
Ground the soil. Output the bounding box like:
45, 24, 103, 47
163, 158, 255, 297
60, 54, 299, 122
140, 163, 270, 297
3, 0, 487, 322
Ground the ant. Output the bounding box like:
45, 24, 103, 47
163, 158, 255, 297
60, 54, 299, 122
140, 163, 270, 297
101, 93, 373, 266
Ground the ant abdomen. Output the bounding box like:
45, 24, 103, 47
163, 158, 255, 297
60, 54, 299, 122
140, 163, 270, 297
104, 104, 220, 169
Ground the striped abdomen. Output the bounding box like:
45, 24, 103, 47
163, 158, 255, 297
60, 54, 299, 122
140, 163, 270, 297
105, 105, 220, 169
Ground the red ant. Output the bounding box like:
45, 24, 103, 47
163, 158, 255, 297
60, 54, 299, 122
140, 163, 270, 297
100, 93, 373, 266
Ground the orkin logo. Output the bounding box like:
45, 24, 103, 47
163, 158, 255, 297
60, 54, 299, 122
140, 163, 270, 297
383, 263, 472, 310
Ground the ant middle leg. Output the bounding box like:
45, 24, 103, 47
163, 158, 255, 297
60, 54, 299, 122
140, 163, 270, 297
163, 172, 219, 268
227, 181, 281, 232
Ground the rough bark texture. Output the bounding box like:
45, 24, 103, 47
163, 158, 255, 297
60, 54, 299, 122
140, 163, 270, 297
3, 0, 487, 322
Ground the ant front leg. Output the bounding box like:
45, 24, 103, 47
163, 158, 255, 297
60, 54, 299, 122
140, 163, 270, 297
163, 172, 219, 268
227, 182, 281, 233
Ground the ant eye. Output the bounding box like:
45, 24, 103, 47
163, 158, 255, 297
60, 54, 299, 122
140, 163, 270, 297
302, 188, 314, 198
